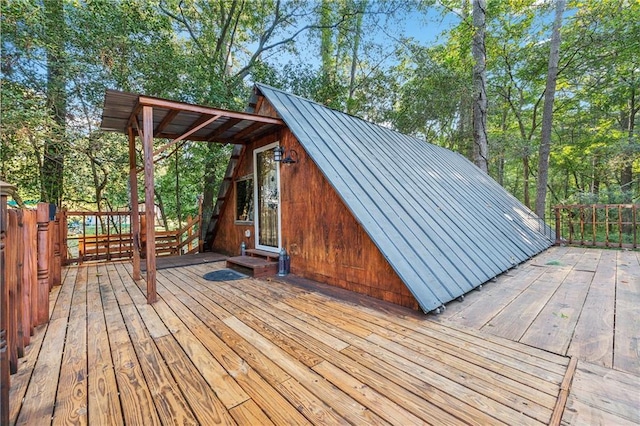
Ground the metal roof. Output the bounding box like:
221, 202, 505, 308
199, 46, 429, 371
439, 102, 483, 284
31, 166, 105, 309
256, 83, 554, 313
100, 90, 283, 143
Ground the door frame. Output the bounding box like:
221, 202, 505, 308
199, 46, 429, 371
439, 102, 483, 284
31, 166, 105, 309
253, 142, 282, 252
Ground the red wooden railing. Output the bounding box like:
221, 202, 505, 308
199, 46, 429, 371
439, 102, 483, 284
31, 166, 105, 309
554, 204, 640, 249
63, 209, 202, 265
0, 184, 63, 423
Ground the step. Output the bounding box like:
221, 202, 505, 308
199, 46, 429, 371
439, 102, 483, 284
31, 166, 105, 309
245, 248, 280, 261
226, 255, 278, 278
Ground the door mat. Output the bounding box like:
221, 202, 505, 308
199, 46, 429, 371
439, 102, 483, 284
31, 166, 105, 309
203, 269, 247, 282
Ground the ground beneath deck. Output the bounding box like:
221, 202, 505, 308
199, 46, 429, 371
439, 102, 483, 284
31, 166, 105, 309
437, 246, 640, 425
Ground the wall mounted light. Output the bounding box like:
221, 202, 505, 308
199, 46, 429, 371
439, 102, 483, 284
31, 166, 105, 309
274, 146, 298, 165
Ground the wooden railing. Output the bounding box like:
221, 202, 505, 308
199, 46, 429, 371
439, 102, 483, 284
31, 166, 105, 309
63, 210, 202, 265
554, 204, 640, 249
0, 191, 63, 423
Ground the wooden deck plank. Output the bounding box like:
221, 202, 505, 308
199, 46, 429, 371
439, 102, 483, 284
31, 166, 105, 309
8, 314, 47, 424
158, 273, 316, 424
299, 290, 563, 392
479, 265, 571, 341
217, 279, 483, 424
228, 399, 276, 426
100, 265, 161, 426
224, 315, 388, 425
563, 361, 640, 424
52, 275, 88, 425
520, 269, 594, 354
567, 249, 616, 367
119, 303, 198, 425
154, 336, 237, 425
222, 275, 559, 423
15, 317, 67, 425
86, 310, 123, 426
614, 250, 640, 374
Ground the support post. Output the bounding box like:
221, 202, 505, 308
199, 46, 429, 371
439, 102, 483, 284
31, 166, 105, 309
129, 127, 141, 280
52, 210, 61, 286
554, 206, 561, 245
142, 106, 157, 303
36, 203, 50, 325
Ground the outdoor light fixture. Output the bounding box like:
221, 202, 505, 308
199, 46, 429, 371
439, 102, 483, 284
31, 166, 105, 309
274, 146, 298, 165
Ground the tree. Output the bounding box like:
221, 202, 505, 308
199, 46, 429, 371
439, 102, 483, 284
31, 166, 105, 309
472, 0, 488, 172
535, 0, 566, 218
42, 0, 67, 206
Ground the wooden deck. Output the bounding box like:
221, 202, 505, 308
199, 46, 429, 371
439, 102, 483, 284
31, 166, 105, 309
8, 261, 567, 425
8, 247, 638, 425
437, 246, 640, 425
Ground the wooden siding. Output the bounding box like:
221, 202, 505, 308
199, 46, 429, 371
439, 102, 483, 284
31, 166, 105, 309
279, 129, 417, 309
211, 113, 417, 309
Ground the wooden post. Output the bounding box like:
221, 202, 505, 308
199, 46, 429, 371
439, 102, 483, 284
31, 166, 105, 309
60, 209, 68, 265
129, 127, 142, 280
52, 209, 61, 286
19, 211, 31, 347
198, 195, 203, 253
6, 210, 18, 374
36, 203, 50, 325
0, 181, 16, 426
142, 106, 157, 303
24, 211, 37, 336
554, 206, 561, 245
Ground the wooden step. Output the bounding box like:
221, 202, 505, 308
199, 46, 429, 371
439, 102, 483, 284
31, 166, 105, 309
245, 248, 280, 261
226, 256, 278, 278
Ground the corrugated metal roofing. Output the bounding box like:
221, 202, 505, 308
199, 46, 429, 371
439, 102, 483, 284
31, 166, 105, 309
256, 83, 553, 313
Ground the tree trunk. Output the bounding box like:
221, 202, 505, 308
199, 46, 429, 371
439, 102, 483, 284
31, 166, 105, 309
472, 0, 488, 173
621, 84, 636, 201
42, 0, 66, 206
534, 0, 565, 218
346, 1, 366, 114
523, 156, 530, 208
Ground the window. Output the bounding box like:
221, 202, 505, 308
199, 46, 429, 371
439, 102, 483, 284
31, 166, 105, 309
235, 177, 254, 222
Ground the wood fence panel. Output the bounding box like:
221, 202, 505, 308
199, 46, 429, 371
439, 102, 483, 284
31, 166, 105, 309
0, 187, 9, 425
6, 210, 19, 374
23, 211, 38, 335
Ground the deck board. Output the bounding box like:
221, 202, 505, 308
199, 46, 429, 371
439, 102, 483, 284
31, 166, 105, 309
438, 246, 640, 377
8, 247, 638, 425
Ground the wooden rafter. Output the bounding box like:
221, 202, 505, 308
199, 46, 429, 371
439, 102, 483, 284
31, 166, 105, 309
206, 118, 241, 141
154, 109, 179, 136
152, 114, 221, 157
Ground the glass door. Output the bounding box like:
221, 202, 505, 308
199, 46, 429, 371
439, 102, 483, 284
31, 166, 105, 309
254, 143, 281, 251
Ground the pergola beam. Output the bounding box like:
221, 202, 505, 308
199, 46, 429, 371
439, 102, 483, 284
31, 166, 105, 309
138, 95, 283, 125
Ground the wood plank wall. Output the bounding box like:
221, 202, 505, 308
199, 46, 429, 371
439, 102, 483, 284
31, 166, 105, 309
211, 96, 419, 310
1, 202, 62, 420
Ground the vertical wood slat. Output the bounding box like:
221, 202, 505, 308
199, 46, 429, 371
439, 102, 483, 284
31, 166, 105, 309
605, 205, 610, 248
52, 210, 61, 287
6, 210, 19, 374
143, 105, 157, 304
21, 211, 35, 346
592, 205, 597, 247
0, 182, 14, 425
634, 205, 637, 249
36, 203, 50, 325
554, 207, 561, 245
618, 205, 622, 248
